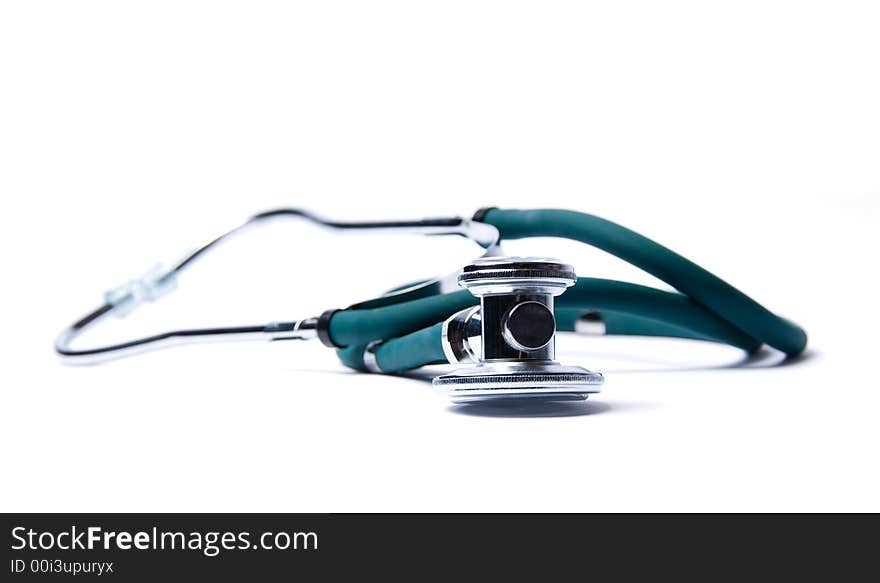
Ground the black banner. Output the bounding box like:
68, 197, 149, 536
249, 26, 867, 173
1, 514, 874, 580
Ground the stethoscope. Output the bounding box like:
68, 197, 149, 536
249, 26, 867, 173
56, 207, 807, 403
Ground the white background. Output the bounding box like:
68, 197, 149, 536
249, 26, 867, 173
1, 1, 878, 512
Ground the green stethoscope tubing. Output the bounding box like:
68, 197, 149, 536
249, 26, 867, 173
485, 208, 806, 354
331, 208, 806, 373
335, 279, 763, 373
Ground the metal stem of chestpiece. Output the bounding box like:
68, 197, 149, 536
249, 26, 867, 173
434, 257, 604, 403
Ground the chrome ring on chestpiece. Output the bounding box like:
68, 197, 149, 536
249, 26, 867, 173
434, 257, 604, 403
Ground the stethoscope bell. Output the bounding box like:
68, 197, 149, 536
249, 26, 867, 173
433, 257, 603, 403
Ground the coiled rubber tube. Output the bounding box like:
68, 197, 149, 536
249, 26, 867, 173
333, 278, 765, 372
557, 278, 760, 352
339, 302, 753, 374
329, 277, 758, 350
557, 308, 736, 344
328, 290, 476, 347
337, 323, 447, 373
480, 208, 807, 355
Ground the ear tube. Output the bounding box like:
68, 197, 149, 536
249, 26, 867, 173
337, 322, 449, 373
476, 208, 807, 355
332, 207, 806, 374
555, 308, 736, 344
333, 277, 765, 373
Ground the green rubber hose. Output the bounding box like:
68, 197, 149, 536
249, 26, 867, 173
557, 308, 737, 345
340, 303, 747, 373
328, 289, 477, 347
480, 208, 807, 355
346, 279, 442, 310
557, 278, 760, 352
337, 322, 447, 373
333, 277, 764, 371
331, 277, 761, 350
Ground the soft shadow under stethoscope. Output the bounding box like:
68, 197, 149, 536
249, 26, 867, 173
448, 398, 611, 418
289, 349, 816, 418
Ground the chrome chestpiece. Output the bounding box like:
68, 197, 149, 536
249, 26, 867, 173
434, 257, 604, 403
